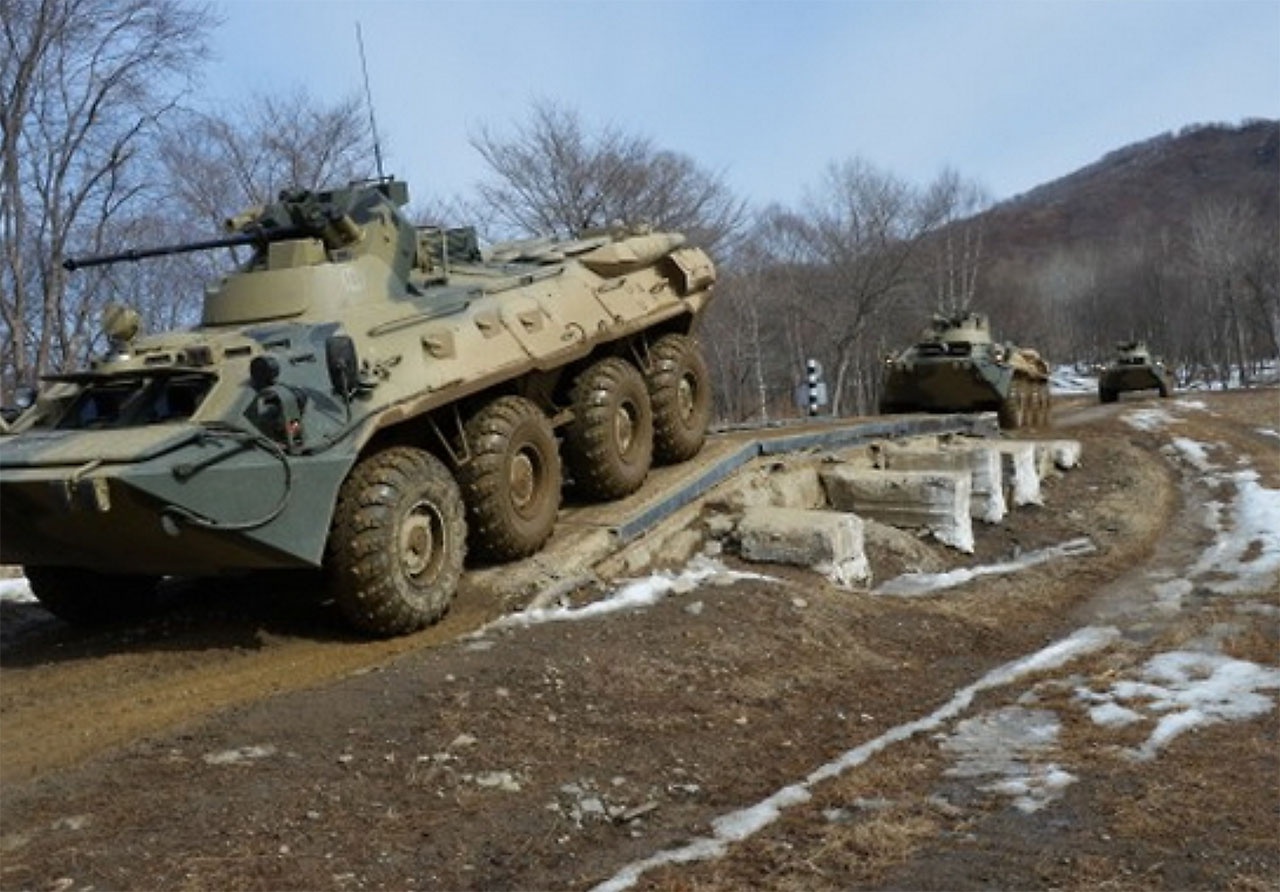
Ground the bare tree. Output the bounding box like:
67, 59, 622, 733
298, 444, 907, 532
159, 90, 377, 227
0, 0, 215, 395
1188, 197, 1260, 386
470, 100, 748, 250
756, 160, 946, 415
919, 168, 991, 314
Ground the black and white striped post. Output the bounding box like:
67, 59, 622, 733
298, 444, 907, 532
806, 358, 820, 416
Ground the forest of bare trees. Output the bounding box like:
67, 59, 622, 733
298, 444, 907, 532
2, 0, 1276, 418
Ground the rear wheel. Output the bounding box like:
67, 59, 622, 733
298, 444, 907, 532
564, 357, 653, 501
25, 566, 161, 625
327, 446, 466, 637
646, 334, 711, 465
1032, 381, 1052, 427
998, 381, 1025, 429
457, 396, 561, 563
1099, 386, 1117, 404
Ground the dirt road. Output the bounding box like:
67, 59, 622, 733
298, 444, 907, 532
1, 389, 1277, 891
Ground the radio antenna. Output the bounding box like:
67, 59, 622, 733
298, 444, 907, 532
356, 22, 386, 180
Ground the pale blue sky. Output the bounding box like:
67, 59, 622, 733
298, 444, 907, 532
203, 0, 1280, 209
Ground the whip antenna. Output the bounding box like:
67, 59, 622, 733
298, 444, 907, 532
356, 22, 386, 180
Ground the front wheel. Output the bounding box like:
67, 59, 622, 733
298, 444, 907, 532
327, 447, 466, 637
564, 357, 654, 501
25, 566, 161, 625
646, 334, 712, 465
457, 395, 561, 563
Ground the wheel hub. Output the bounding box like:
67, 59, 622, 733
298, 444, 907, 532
677, 375, 695, 421
400, 500, 446, 580
614, 402, 636, 453
509, 449, 537, 510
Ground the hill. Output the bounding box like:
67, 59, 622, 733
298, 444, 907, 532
980, 118, 1278, 265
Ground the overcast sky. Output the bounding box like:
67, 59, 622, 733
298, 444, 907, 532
203, 0, 1279, 209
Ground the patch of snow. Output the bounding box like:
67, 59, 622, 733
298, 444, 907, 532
1151, 578, 1193, 613
1256, 428, 1280, 441
486, 556, 770, 632
1188, 469, 1280, 595
941, 706, 1074, 812
873, 538, 1096, 597
1087, 701, 1143, 727
1123, 408, 1177, 431
980, 764, 1076, 814
203, 744, 277, 766
1168, 437, 1217, 472
1049, 366, 1098, 395
0, 577, 35, 604
591, 625, 1119, 892
1077, 651, 1280, 762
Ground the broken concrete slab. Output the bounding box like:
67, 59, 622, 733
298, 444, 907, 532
992, 441, 1043, 506
737, 506, 871, 589
819, 467, 974, 553
882, 445, 1006, 524
705, 461, 826, 513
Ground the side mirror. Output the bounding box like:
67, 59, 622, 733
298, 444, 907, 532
325, 335, 360, 399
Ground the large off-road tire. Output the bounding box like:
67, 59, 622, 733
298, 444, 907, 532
457, 396, 561, 563
564, 357, 654, 501
998, 380, 1025, 430
645, 334, 712, 465
24, 566, 161, 625
1099, 386, 1118, 404
327, 446, 466, 637
1030, 380, 1052, 428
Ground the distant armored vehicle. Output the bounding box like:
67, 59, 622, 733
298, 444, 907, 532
0, 179, 716, 636
1098, 340, 1172, 403
879, 312, 1051, 429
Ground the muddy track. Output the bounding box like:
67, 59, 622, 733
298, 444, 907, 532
0, 415, 985, 785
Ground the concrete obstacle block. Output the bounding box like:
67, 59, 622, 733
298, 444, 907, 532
882, 445, 1006, 524
737, 506, 871, 589
819, 467, 974, 553
708, 462, 826, 512
992, 441, 1043, 506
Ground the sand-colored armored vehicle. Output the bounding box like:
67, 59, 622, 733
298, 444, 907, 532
878, 312, 1050, 429
1098, 340, 1172, 403
0, 179, 716, 636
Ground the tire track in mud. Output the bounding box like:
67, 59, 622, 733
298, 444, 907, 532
0, 581, 504, 785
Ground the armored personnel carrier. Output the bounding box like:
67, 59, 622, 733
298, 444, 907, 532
0, 179, 716, 636
1098, 340, 1172, 403
878, 312, 1050, 430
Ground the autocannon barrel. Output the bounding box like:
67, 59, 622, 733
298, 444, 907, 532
62, 231, 280, 272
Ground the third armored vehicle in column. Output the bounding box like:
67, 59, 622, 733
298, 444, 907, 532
1098, 340, 1173, 402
